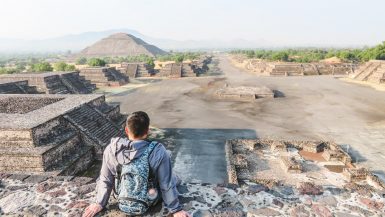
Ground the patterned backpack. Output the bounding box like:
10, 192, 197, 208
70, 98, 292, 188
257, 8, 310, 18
114, 141, 158, 215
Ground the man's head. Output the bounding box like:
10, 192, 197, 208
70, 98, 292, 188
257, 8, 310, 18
125, 111, 150, 140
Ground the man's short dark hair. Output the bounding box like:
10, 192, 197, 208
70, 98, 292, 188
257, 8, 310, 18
126, 111, 150, 138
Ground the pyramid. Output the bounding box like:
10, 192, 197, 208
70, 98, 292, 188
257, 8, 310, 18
79, 33, 167, 57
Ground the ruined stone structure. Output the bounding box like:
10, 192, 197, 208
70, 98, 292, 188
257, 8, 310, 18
225, 139, 364, 185
215, 85, 274, 101
280, 156, 302, 173
79, 67, 128, 87
351, 60, 385, 84
302, 141, 325, 153
246, 60, 356, 76
118, 63, 154, 78
0, 80, 38, 94
343, 168, 369, 182
156, 63, 182, 78
181, 63, 197, 77
0, 94, 125, 175
0, 72, 96, 94
322, 143, 352, 164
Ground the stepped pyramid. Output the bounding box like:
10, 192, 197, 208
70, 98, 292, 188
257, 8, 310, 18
0, 94, 126, 175
79, 33, 167, 57
0, 72, 96, 94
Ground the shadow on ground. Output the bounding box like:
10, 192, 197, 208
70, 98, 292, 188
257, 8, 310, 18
160, 128, 257, 184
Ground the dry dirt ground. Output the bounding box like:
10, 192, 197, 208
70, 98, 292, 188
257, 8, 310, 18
106, 55, 385, 184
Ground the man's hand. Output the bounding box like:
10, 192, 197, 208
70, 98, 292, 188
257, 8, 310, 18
82, 203, 103, 217
173, 210, 191, 217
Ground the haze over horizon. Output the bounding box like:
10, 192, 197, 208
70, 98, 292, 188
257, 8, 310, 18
1, 0, 385, 49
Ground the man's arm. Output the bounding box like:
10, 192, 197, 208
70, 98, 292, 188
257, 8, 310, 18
95, 144, 117, 207
150, 144, 183, 214
83, 141, 118, 217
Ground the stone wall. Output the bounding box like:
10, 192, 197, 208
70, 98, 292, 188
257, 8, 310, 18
246, 61, 356, 76
0, 72, 95, 94
0, 80, 38, 94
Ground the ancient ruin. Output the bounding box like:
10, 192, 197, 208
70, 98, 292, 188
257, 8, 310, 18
118, 62, 154, 78
0, 72, 96, 94
77, 33, 167, 57
156, 63, 183, 78
233, 56, 357, 76
351, 60, 385, 84
79, 67, 128, 87
225, 139, 385, 194
215, 85, 275, 101
154, 56, 212, 78
0, 94, 126, 176
0, 80, 38, 94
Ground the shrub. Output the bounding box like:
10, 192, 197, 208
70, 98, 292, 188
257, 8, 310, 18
30, 62, 53, 72
87, 58, 106, 67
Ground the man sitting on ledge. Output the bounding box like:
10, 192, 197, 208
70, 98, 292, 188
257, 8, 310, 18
83, 111, 190, 217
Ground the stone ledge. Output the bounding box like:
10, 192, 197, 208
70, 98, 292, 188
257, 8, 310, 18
1, 175, 384, 216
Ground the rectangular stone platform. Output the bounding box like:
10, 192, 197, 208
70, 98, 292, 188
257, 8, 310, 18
79, 67, 128, 87
215, 85, 275, 101
0, 71, 96, 94
118, 63, 155, 78
0, 94, 126, 175
0, 80, 38, 94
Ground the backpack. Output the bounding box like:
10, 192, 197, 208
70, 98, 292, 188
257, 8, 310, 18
114, 141, 158, 215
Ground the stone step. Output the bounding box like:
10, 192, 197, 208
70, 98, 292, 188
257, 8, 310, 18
0, 130, 83, 173
64, 105, 123, 147
49, 145, 94, 176
60, 74, 93, 94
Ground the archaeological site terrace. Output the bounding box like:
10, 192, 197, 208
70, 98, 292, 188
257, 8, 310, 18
0, 94, 126, 176
0, 72, 96, 94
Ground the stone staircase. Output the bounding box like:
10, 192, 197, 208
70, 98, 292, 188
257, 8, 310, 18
59, 72, 96, 94
353, 62, 381, 81
367, 64, 385, 84
64, 104, 123, 148
79, 67, 128, 87
0, 80, 38, 94
136, 64, 153, 77
0, 72, 96, 94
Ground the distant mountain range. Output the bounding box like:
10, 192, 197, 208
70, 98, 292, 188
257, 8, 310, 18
0, 28, 269, 53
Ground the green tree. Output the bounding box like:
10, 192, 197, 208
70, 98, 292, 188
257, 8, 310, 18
54, 62, 68, 71
246, 50, 255, 58
76, 57, 87, 65
31, 62, 53, 72
175, 55, 184, 63
271, 51, 289, 61
87, 58, 106, 67
65, 64, 76, 71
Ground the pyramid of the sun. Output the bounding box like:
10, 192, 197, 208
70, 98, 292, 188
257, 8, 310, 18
79, 33, 167, 57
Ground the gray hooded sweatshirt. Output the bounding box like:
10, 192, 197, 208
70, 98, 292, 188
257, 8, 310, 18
95, 137, 182, 213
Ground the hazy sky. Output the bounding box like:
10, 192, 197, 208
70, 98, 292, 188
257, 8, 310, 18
1, 0, 384, 46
